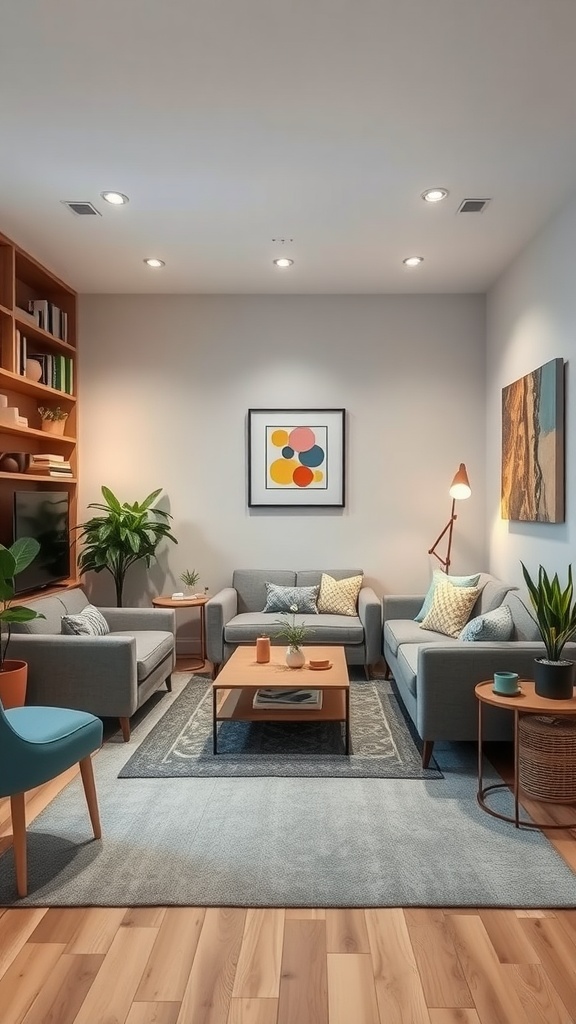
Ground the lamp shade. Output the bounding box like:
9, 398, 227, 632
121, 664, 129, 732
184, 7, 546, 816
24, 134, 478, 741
449, 463, 471, 500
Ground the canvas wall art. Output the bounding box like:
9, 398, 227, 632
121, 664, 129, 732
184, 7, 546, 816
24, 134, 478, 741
248, 408, 345, 507
501, 357, 564, 522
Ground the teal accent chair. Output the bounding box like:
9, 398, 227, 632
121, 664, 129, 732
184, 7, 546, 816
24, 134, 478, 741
0, 701, 103, 897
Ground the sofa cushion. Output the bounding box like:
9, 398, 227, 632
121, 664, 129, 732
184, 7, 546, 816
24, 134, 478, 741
415, 571, 481, 622
262, 582, 319, 614
10, 594, 68, 635
61, 605, 110, 636
471, 574, 517, 617
420, 580, 481, 638
232, 570, 296, 613
224, 612, 364, 645
60, 588, 91, 616
317, 573, 363, 616
505, 593, 540, 641
384, 619, 445, 656
459, 604, 514, 642
396, 644, 420, 698
111, 631, 174, 682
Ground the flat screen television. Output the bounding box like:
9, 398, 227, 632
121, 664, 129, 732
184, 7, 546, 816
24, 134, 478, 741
12, 490, 70, 595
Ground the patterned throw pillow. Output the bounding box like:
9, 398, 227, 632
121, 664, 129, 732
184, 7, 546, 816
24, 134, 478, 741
420, 580, 481, 638
61, 604, 110, 636
414, 570, 481, 622
317, 573, 363, 616
459, 604, 514, 642
262, 583, 319, 614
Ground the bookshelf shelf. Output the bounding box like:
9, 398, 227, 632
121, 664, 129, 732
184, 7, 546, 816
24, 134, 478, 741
0, 227, 78, 598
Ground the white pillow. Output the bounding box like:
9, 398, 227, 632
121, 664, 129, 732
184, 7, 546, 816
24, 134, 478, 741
61, 605, 110, 636
420, 580, 481, 638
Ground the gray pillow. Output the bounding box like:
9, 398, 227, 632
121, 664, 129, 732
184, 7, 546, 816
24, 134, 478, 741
262, 582, 319, 614
61, 604, 110, 636
458, 604, 514, 642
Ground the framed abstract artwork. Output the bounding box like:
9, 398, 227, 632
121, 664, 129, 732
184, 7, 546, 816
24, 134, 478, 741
501, 357, 564, 522
248, 408, 346, 507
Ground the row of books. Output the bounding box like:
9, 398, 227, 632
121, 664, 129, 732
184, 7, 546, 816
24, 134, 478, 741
26, 453, 73, 477
252, 688, 323, 710
17, 332, 74, 393
27, 299, 69, 342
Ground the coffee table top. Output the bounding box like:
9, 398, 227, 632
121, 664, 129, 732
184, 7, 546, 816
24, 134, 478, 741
214, 645, 349, 690
475, 679, 576, 713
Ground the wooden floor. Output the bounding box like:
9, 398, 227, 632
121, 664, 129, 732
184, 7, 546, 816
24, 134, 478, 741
1, 661, 576, 1022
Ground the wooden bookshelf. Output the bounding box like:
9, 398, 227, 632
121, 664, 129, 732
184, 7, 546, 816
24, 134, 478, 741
0, 229, 78, 594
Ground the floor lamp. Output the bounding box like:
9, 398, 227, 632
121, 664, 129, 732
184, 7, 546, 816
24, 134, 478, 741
428, 463, 471, 573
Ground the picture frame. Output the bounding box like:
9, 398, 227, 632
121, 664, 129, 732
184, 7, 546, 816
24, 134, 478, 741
248, 408, 346, 507
501, 357, 565, 522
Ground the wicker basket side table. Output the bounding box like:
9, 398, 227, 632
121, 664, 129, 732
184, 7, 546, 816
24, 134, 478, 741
519, 715, 576, 803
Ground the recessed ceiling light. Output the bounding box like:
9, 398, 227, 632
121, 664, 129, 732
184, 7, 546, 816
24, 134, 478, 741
403, 256, 424, 267
100, 191, 130, 205
273, 258, 294, 268
144, 258, 165, 268
421, 188, 448, 203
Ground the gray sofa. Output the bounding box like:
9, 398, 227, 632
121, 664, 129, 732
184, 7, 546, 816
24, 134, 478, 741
206, 569, 381, 674
9, 587, 176, 740
383, 574, 576, 767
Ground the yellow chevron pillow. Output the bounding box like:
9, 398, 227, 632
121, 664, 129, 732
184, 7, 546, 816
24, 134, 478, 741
317, 573, 363, 616
420, 579, 481, 638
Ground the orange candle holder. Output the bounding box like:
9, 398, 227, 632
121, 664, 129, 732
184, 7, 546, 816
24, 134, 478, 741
256, 636, 270, 663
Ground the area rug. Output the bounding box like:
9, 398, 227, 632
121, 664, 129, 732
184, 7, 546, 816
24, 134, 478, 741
118, 676, 443, 779
2, 674, 576, 909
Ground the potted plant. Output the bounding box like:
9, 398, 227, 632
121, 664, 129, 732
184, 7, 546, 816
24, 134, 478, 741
0, 537, 45, 707
38, 405, 68, 436
76, 486, 178, 606
180, 569, 200, 596
521, 562, 576, 699
273, 603, 314, 668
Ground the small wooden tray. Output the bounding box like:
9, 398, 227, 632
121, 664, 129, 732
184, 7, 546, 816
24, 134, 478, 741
309, 662, 333, 671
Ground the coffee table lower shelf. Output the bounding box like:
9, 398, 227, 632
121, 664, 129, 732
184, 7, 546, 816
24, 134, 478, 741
213, 688, 349, 754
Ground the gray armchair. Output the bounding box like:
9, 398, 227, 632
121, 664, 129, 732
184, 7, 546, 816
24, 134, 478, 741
9, 587, 175, 741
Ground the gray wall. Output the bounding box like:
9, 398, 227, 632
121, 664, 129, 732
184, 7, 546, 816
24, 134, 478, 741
79, 293, 487, 612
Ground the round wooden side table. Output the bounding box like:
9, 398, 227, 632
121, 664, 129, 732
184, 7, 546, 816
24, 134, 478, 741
153, 596, 207, 671
475, 679, 576, 830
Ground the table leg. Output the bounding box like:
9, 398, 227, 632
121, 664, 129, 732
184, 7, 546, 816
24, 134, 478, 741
514, 709, 520, 827
477, 698, 483, 797
213, 686, 218, 754
200, 603, 206, 665
345, 687, 351, 755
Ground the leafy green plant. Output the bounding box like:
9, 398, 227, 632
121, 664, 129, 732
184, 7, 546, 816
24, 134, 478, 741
38, 406, 68, 421
272, 603, 314, 650
180, 569, 200, 590
521, 562, 576, 662
0, 538, 45, 670
77, 486, 178, 607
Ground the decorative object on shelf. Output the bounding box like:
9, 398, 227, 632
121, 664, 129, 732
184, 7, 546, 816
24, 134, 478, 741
256, 635, 271, 663
521, 561, 576, 700
502, 358, 564, 522
76, 486, 178, 606
180, 568, 200, 595
0, 452, 31, 474
272, 603, 314, 669
38, 405, 69, 435
25, 358, 43, 382
428, 463, 472, 573
0, 404, 26, 427
0, 537, 45, 707
247, 408, 346, 507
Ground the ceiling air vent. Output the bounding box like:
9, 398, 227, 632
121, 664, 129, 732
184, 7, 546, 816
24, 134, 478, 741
62, 201, 101, 216
458, 198, 491, 214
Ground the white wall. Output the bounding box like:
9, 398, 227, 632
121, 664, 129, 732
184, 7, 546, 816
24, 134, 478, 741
79, 294, 486, 610
487, 194, 576, 587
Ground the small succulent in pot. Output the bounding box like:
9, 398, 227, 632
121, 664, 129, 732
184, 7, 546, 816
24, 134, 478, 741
180, 569, 200, 591
272, 603, 314, 651
38, 406, 68, 421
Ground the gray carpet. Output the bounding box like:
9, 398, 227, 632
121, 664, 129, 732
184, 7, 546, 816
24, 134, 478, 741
2, 673, 576, 908
118, 675, 443, 779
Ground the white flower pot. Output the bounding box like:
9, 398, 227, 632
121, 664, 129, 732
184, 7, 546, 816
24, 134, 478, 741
285, 646, 305, 669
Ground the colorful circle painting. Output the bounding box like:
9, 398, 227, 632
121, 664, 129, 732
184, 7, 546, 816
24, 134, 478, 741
268, 423, 326, 489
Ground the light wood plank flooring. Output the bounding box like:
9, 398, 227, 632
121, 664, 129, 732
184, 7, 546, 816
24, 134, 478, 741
1, 662, 576, 1022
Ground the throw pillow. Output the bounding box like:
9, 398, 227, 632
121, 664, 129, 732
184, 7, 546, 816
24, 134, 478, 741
61, 604, 110, 636
459, 604, 514, 642
414, 570, 481, 622
262, 582, 319, 614
317, 573, 363, 616
420, 580, 481, 638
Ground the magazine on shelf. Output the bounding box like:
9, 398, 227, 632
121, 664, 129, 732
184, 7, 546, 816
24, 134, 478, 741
253, 688, 323, 710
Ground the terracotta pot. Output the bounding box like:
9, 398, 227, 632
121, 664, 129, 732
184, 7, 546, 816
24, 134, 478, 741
0, 660, 28, 708
285, 646, 305, 669
41, 418, 67, 436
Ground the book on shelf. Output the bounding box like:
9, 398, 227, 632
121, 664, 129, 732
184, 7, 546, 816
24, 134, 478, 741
30, 453, 66, 462
16, 305, 39, 326
252, 688, 323, 710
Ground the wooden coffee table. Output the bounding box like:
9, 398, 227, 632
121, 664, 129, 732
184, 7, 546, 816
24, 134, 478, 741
212, 645, 351, 754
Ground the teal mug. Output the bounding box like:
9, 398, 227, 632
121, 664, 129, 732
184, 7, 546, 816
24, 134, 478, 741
493, 671, 519, 695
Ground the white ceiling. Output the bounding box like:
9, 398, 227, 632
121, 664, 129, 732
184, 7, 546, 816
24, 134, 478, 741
2, 0, 576, 295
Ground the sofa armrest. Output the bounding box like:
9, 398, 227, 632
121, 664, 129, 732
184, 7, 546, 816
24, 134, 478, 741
206, 587, 238, 664
99, 607, 176, 633
9, 633, 138, 717
383, 595, 424, 622
357, 587, 381, 665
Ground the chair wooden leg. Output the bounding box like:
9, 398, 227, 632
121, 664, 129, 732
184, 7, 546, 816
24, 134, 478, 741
119, 717, 131, 742
422, 740, 434, 769
79, 755, 101, 840
166, 674, 172, 692
10, 792, 27, 898
384, 660, 391, 680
